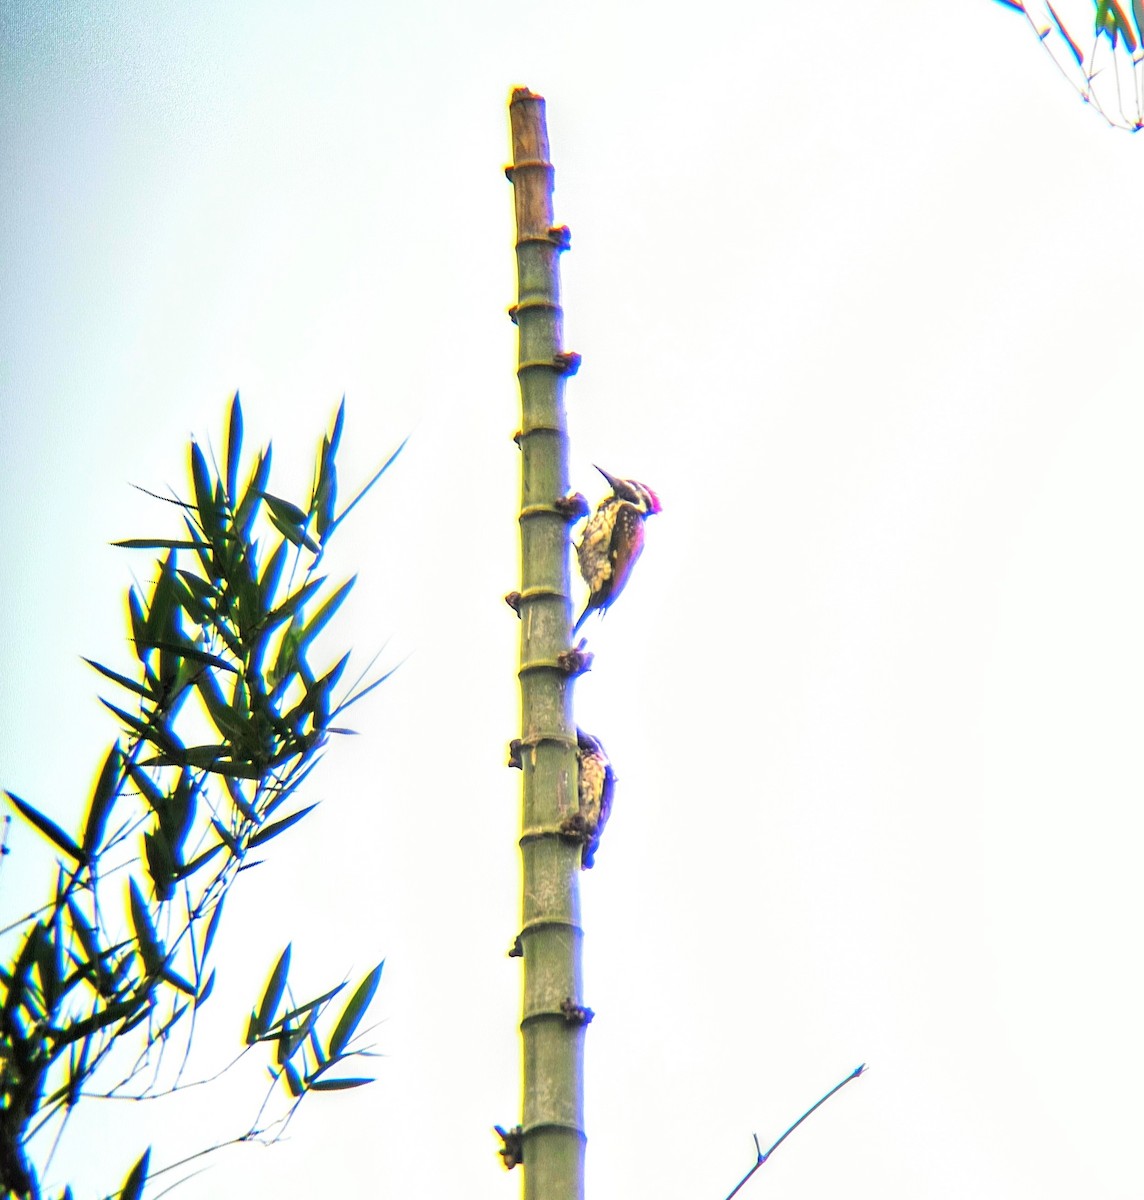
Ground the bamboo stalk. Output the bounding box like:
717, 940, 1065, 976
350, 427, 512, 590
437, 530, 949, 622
507, 86, 586, 1200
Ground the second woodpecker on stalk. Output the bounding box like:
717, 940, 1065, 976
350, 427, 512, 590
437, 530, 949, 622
572, 466, 662, 634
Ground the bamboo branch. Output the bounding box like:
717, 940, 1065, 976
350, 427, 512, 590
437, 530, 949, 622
722, 1064, 867, 1200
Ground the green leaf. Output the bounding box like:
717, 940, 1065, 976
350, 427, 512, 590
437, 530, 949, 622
84, 658, 155, 701
258, 539, 289, 609
128, 879, 164, 976
6, 792, 84, 863
257, 945, 291, 1035
190, 440, 222, 545
83, 742, 123, 855
226, 392, 244, 505
267, 507, 320, 554
1111, 0, 1137, 46
33, 918, 61, 1009
118, 1147, 150, 1200
267, 575, 328, 627
261, 491, 308, 526
327, 960, 384, 1059
143, 830, 176, 902
114, 538, 199, 550
211, 817, 242, 858
1047, 1, 1085, 63
197, 668, 248, 742
295, 578, 355, 661
308, 1075, 374, 1091
249, 804, 318, 848
328, 397, 345, 458
283, 1059, 305, 1097
161, 967, 197, 997
128, 586, 148, 661
327, 435, 408, 537
197, 968, 216, 1009
175, 840, 224, 881
50, 997, 139, 1047
235, 446, 272, 540
148, 637, 236, 674
202, 896, 226, 959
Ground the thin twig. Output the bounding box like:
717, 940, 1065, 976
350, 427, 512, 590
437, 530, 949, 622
722, 1063, 867, 1200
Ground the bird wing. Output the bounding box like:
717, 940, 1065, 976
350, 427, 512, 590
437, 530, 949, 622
607, 504, 646, 604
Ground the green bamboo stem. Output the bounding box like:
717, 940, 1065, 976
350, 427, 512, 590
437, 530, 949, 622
508, 87, 585, 1200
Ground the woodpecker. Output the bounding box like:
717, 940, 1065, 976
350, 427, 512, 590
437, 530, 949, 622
575, 728, 616, 869
572, 466, 661, 634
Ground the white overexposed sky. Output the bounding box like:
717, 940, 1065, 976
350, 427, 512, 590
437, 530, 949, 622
3, 2, 1144, 1197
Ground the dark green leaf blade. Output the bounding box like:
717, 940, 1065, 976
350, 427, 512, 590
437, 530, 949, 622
226, 392, 244, 505
128, 878, 164, 976
249, 804, 318, 848
118, 1147, 151, 1200
257, 945, 291, 1035
83, 742, 123, 855
6, 792, 84, 863
327, 960, 384, 1059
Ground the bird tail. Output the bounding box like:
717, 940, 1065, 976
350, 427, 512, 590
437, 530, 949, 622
572, 605, 591, 635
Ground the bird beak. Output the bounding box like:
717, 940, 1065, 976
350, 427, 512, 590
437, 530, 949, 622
594, 465, 621, 490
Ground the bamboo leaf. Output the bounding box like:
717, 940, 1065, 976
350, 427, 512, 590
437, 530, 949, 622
128, 586, 148, 660
148, 638, 237, 674
267, 576, 328, 627
267, 507, 320, 554
308, 1075, 374, 1091
258, 539, 289, 610
226, 392, 244, 505
82, 742, 123, 855
249, 804, 318, 848
84, 658, 154, 701
143, 831, 175, 902
190, 440, 221, 544
128, 879, 164, 977
328, 397, 345, 458
126, 763, 165, 811
6, 792, 84, 864
50, 997, 139, 1047
176, 840, 224, 881
118, 1147, 150, 1200
1110, 0, 1137, 47
257, 945, 291, 1035
1047, 1, 1085, 62
113, 539, 199, 550
211, 817, 241, 858
235, 445, 272, 540
33, 918, 61, 1009
261, 491, 308, 526
283, 1060, 305, 1096
295, 578, 355, 661
203, 896, 226, 958
161, 967, 197, 996
327, 960, 384, 1059
327, 435, 408, 537
196, 968, 216, 1008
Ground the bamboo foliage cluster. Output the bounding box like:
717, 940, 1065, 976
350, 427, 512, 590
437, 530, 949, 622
997, 0, 1144, 129
1, 396, 397, 1200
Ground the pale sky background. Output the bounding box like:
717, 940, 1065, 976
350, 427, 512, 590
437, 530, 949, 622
3, 2, 1144, 1197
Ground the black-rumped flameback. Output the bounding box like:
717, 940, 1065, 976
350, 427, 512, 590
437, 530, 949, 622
573, 466, 661, 634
